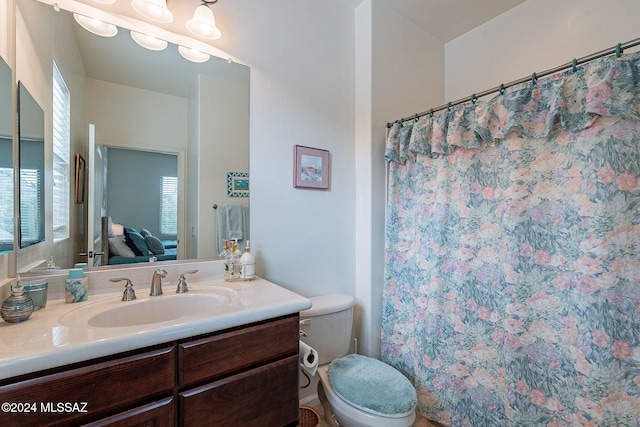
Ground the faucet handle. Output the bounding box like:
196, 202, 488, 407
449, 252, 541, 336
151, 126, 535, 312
110, 278, 136, 301
176, 269, 199, 294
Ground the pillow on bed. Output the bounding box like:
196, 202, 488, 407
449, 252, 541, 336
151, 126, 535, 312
145, 235, 165, 255
125, 229, 151, 256
139, 228, 152, 237
109, 236, 136, 257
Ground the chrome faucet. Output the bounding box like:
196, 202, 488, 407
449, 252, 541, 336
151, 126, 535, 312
150, 269, 167, 296
176, 269, 199, 294
110, 278, 136, 301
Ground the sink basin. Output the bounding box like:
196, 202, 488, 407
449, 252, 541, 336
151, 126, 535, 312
59, 290, 235, 328
88, 294, 226, 327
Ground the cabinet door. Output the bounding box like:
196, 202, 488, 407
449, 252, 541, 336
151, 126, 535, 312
82, 397, 174, 427
179, 315, 299, 387
0, 347, 175, 427
180, 355, 299, 427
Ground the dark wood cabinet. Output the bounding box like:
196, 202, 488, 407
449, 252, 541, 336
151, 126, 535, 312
0, 314, 300, 427
83, 397, 175, 427
180, 356, 299, 426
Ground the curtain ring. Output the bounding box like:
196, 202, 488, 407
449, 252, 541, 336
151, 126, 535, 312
531, 72, 537, 85
616, 43, 623, 58
499, 84, 505, 95
429, 109, 434, 118
572, 58, 578, 72
447, 102, 452, 111
414, 114, 419, 122
471, 94, 477, 104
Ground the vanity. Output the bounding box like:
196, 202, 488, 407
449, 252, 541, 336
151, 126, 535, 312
0, 263, 311, 426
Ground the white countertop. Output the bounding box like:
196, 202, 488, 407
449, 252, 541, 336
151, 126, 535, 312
0, 277, 311, 380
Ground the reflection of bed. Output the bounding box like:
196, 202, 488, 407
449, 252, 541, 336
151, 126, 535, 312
101, 217, 177, 265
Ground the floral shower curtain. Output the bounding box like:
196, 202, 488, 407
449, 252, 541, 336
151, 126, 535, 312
382, 51, 640, 426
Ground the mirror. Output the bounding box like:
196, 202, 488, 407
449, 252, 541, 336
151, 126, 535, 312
0, 57, 13, 255
18, 82, 45, 249
16, 0, 249, 271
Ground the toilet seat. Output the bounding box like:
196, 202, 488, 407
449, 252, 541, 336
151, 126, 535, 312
326, 354, 417, 418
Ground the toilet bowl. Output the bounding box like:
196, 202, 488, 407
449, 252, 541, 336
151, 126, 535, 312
300, 294, 417, 427
318, 362, 416, 427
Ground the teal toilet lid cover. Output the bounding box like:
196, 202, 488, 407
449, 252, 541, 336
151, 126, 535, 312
327, 354, 417, 416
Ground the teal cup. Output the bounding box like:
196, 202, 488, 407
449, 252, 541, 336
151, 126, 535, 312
25, 279, 48, 310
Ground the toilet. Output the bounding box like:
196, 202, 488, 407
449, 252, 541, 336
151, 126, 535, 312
300, 294, 417, 427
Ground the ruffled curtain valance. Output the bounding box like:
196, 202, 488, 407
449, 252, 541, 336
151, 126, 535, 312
386, 51, 640, 163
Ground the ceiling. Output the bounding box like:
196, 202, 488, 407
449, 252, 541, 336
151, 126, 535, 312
71, 0, 529, 45
344, 0, 526, 42
56, 0, 527, 97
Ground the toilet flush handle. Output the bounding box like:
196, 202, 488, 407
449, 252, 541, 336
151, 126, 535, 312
299, 318, 311, 337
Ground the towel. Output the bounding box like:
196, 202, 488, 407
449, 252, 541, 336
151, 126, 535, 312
216, 204, 250, 253
226, 204, 244, 240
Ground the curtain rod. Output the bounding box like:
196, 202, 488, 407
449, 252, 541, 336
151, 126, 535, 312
386, 37, 640, 128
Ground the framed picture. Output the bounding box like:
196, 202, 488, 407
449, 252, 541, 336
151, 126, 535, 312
227, 172, 249, 197
293, 145, 330, 189
74, 153, 86, 204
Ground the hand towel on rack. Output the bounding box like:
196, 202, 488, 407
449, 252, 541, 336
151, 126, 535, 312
216, 204, 249, 253
226, 204, 244, 240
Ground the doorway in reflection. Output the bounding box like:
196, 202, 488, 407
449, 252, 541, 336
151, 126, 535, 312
106, 147, 178, 240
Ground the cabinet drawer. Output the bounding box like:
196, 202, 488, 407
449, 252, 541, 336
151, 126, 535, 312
82, 397, 174, 427
178, 314, 298, 386
0, 346, 175, 427
179, 355, 299, 427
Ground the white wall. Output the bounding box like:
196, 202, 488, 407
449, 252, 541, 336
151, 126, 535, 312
15, 0, 86, 272
86, 79, 188, 152
196, 74, 249, 259
445, 0, 640, 101
353, 0, 444, 357
224, 1, 358, 300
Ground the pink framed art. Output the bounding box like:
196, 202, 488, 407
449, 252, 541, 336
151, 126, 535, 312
293, 145, 330, 189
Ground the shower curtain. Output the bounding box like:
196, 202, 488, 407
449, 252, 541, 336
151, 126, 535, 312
382, 51, 640, 426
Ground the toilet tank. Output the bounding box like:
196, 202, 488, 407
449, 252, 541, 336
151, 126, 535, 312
300, 294, 355, 365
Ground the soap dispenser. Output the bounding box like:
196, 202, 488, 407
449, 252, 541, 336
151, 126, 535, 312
222, 240, 233, 281
1, 276, 34, 323
65, 268, 88, 303
225, 241, 241, 281
240, 240, 256, 280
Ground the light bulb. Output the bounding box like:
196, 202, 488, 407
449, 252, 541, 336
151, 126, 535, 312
131, 31, 168, 51
131, 0, 174, 23
186, 4, 222, 40
73, 13, 118, 37
178, 46, 210, 63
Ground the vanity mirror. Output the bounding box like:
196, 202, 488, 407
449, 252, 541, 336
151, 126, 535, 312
18, 82, 45, 249
15, 0, 249, 272
0, 57, 13, 255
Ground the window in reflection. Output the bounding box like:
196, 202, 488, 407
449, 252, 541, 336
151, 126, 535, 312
52, 62, 71, 241
160, 176, 177, 235
19, 167, 43, 244
0, 151, 13, 252
18, 82, 45, 248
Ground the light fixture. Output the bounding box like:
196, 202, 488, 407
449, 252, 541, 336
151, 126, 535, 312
73, 13, 118, 37
92, 0, 116, 4
131, 31, 168, 51
186, 0, 222, 40
178, 45, 210, 63
131, 0, 174, 24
